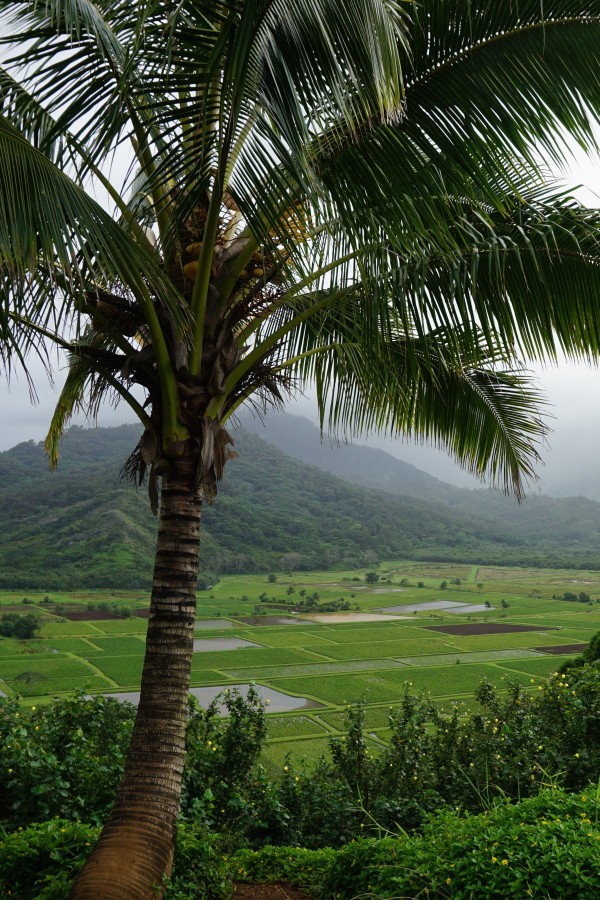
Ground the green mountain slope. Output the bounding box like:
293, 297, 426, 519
239, 412, 600, 568
2, 421, 600, 589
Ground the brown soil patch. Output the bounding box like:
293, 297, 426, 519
302, 613, 408, 623
234, 884, 311, 899
0, 605, 40, 614
537, 643, 588, 655
426, 623, 557, 636
61, 608, 149, 621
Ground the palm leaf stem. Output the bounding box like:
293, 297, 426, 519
236, 252, 360, 345
128, 104, 174, 263
188, 173, 227, 372
206, 290, 348, 417
214, 228, 260, 320
133, 280, 180, 443
406, 14, 600, 108
80, 363, 150, 425
7, 313, 76, 355
272, 342, 337, 372
7, 315, 148, 430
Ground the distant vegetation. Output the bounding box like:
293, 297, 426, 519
0, 612, 40, 639
6, 424, 600, 589
555, 591, 598, 603
3, 561, 600, 895
4, 663, 600, 896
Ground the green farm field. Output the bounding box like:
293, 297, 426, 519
1, 561, 600, 768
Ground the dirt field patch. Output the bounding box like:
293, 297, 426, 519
62, 608, 150, 621
234, 884, 310, 899
425, 623, 556, 636
536, 643, 588, 654
302, 613, 408, 623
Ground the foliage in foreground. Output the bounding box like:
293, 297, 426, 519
3, 789, 600, 898
0, 819, 230, 900
233, 788, 600, 898
3, 663, 600, 848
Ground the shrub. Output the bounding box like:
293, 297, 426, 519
232, 844, 336, 896
233, 789, 600, 899
164, 824, 232, 899
0, 613, 41, 639
180, 686, 268, 840
264, 665, 600, 845
0, 819, 231, 899
0, 693, 134, 827
0, 818, 98, 898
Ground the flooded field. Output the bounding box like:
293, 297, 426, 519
107, 685, 323, 712
446, 604, 495, 614
192, 638, 263, 652
379, 600, 467, 613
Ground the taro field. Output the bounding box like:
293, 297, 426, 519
2, 560, 600, 771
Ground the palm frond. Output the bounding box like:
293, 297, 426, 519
0, 116, 187, 354
289, 323, 548, 499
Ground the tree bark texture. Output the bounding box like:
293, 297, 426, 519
70, 451, 202, 899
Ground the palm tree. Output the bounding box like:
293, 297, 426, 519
4, 1, 600, 895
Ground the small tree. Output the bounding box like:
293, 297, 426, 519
440, 581, 448, 591
0, 613, 41, 640
365, 572, 380, 585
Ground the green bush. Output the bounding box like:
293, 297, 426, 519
181, 686, 268, 841
164, 824, 232, 899
0, 818, 98, 898
0, 819, 231, 899
323, 790, 600, 898
0, 694, 134, 827
232, 844, 335, 896
0, 613, 41, 639
254, 664, 600, 846
232, 789, 600, 898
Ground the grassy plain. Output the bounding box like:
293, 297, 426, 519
1, 561, 600, 768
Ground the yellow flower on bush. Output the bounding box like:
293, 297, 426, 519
501, 859, 509, 866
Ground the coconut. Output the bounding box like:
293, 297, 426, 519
253, 267, 264, 277
183, 260, 199, 280
186, 242, 202, 257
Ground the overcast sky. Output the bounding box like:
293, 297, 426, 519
3, 145, 600, 495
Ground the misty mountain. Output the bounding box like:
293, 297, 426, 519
3, 420, 600, 589
237, 411, 600, 555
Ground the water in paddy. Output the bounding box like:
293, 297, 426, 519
379, 601, 496, 615
446, 604, 495, 614
107, 684, 323, 712
193, 638, 263, 652
379, 600, 468, 613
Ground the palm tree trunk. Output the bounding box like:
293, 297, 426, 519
70, 450, 202, 899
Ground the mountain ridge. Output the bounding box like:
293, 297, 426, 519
2, 419, 600, 588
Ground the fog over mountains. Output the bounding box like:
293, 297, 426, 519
5, 414, 600, 588
237, 407, 600, 502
